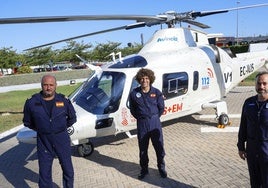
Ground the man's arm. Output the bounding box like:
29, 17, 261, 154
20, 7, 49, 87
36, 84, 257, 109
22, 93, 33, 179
157, 90, 165, 116
237, 102, 247, 160
22, 99, 36, 131
128, 92, 138, 119
66, 99, 77, 127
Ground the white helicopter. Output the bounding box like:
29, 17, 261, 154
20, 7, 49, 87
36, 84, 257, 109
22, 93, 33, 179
2, 4, 268, 157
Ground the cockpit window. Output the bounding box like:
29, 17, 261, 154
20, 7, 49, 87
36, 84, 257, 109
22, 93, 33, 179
74, 71, 126, 114
109, 55, 147, 68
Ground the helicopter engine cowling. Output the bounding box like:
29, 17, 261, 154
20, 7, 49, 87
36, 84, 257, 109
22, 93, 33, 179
209, 44, 221, 63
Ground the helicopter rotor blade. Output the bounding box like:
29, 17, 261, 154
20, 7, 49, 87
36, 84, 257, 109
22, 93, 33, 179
24, 22, 149, 51
0, 15, 165, 25
190, 3, 268, 18
1, 3, 267, 50
174, 3, 268, 29
0, 3, 267, 26
183, 20, 210, 29
0, 3, 267, 29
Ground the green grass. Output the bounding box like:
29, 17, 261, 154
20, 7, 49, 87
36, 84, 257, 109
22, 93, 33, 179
0, 84, 81, 133
238, 72, 256, 86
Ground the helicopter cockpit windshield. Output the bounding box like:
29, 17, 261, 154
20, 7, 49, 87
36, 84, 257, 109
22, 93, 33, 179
74, 71, 126, 115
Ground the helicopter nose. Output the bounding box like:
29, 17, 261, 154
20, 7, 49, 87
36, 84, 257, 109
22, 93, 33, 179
16, 126, 37, 144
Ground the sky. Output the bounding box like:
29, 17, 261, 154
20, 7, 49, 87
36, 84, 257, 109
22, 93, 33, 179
1, 0, 268, 53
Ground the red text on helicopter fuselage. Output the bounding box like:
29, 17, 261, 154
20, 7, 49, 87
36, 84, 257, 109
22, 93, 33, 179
163, 103, 183, 115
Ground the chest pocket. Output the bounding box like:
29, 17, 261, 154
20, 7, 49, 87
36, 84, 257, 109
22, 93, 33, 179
31, 105, 47, 120
144, 93, 159, 115
146, 93, 158, 105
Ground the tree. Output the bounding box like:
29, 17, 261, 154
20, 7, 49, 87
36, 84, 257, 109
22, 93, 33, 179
55, 40, 92, 63
89, 42, 121, 62
23, 47, 55, 67
119, 43, 143, 56
0, 47, 20, 75
0, 41, 144, 73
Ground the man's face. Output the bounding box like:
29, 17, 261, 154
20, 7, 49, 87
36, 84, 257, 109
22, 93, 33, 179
140, 76, 150, 88
256, 74, 268, 96
42, 76, 57, 98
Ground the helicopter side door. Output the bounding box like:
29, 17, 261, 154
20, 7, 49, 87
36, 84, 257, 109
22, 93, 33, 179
160, 71, 193, 121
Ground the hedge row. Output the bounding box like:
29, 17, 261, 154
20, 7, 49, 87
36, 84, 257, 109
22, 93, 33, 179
0, 69, 92, 86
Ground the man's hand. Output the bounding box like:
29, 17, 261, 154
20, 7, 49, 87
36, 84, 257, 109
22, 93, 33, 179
238, 151, 247, 160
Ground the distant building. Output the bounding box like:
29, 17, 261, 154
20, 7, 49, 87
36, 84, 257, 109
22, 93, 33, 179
209, 37, 235, 47
241, 35, 268, 44
209, 35, 268, 47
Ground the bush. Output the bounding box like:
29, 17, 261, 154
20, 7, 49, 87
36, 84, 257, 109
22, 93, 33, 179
230, 45, 249, 54
0, 69, 92, 86
17, 66, 33, 74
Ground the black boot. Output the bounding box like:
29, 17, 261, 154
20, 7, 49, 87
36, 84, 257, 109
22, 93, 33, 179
159, 169, 167, 178
138, 169, 148, 180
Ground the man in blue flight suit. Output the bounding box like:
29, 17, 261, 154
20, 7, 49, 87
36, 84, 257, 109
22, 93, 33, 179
237, 71, 268, 188
129, 68, 167, 179
23, 74, 77, 188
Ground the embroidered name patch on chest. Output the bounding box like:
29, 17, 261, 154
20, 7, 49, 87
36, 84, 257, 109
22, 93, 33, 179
56, 102, 64, 107
35, 102, 42, 106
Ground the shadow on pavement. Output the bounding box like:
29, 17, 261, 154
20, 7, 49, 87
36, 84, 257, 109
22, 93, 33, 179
0, 134, 59, 188
0, 135, 38, 188
80, 131, 196, 188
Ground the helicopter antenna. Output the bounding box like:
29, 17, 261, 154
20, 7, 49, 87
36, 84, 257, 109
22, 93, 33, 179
107, 52, 116, 63
140, 33, 144, 46
116, 52, 122, 63
75, 54, 88, 64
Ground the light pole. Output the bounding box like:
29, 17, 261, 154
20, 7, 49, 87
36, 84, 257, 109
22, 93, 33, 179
236, 1, 240, 45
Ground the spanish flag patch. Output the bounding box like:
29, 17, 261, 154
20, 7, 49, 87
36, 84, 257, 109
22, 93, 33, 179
56, 101, 64, 107
150, 93, 156, 98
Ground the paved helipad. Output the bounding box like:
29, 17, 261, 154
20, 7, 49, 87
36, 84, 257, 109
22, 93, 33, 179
0, 86, 255, 188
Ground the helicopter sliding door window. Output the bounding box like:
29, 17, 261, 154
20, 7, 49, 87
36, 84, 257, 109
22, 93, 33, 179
162, 72, 189, 99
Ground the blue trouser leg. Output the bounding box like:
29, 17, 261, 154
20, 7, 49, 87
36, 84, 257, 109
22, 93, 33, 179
38, 132, 74, 188
57, 149, 74, 188
138, 133, 150, 171
137, 117, 165, 172
247, 154, 262, 188
260, 157, 268, 188
54, 133, 74, 188
151, 128, 165, 170
37, 137, 54, 188
38, 157, 54, 188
